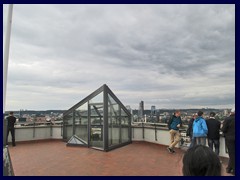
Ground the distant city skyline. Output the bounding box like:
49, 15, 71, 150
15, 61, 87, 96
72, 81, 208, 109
3, 4, 235, 111
4, 106, 232, 112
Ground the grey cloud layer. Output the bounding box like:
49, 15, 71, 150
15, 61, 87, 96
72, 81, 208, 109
4, 4, 235, 110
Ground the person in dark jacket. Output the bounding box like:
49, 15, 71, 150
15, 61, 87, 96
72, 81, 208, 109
221, 108, 235, 175
167, 110, 182, 153
6, 111, 16, 146
187, 113, 197, 148
206, 112, 221, 155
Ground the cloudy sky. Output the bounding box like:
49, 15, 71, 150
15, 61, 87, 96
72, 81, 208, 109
3, 4, 235, 110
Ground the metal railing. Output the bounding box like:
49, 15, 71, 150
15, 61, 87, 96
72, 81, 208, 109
131, 122, 188, 140
8, 122, 63, 142
8, 121, 228, 158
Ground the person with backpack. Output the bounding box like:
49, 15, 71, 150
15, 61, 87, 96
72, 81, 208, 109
167, 110, 182, 153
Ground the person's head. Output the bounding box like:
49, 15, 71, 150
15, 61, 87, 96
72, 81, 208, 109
9, 111, 14, 116
197, 111, 204, 117
182, 145, 221, 176
210, 112, 216, 117
175, 110, 181, 117
192, 113, 198, 119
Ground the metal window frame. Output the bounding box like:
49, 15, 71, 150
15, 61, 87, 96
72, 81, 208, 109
63, 84, 132, 151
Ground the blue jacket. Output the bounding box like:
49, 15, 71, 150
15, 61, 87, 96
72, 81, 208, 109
168, 115, 182, 130
193, 116, 208, 137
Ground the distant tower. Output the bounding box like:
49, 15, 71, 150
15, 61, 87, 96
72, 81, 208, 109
19, 109, 23, 118
138, 101, 144, 119
151, 105, 156, 116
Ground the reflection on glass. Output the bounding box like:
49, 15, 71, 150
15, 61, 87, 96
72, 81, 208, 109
75, 102, 88, 125
121, 108, 130, 143
89, 92, 103, 104
89, 92, 104, 149
90, 103, 104, 149
64, 112, 73, 140
121, 109, 129, 125
108, 94, 120, 146
74, 102, 88, 144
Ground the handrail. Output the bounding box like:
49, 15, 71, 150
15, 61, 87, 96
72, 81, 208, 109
9, 122, 228, 157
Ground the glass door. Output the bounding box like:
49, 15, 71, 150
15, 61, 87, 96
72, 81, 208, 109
89, 103, 104, 149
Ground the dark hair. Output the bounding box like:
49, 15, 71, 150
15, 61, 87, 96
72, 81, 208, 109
197, 111, 203, 116
182, 145, 221, 176
210, 112, 216, 117
9, 111, 14, 115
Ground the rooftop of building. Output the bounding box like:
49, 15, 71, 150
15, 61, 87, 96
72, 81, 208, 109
8, 140, 232, 176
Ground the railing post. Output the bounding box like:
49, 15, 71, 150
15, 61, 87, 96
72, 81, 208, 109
155, 123, 157, 141
132, 125, 134, 139
142, 122, 144, 139
33, 122, 35, 138
61, 122, 63, 137
50, 122, 53, 137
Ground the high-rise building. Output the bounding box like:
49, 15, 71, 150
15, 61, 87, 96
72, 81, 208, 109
151, 105, 156, 116
138, 101, 144, 118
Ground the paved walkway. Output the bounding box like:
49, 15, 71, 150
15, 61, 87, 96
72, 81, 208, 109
8, 140, 232, 176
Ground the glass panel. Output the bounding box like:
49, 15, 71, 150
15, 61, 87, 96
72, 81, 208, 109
89, 92, 103, 105
64, 112, 73, 140
74, 102, 88, 144
108, 94, 120, 146
90, 103, 104, 149
121, 108, 130, 143
89, 92, 104, 149
68, 135, 86, 145
121, 109, 129, 125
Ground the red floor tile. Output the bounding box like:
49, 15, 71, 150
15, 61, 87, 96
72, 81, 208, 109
8, 140, 232, 176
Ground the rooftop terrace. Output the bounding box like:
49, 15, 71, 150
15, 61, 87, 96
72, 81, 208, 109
9, 140, 231, 176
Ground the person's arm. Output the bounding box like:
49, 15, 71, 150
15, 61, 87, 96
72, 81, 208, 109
205, 119, 209, 130
202, 120, 208, 134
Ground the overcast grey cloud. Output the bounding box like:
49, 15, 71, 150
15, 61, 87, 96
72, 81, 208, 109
3, 4, 235, 110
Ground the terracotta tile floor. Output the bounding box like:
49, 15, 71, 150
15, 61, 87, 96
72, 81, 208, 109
8, 140, 232, 176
